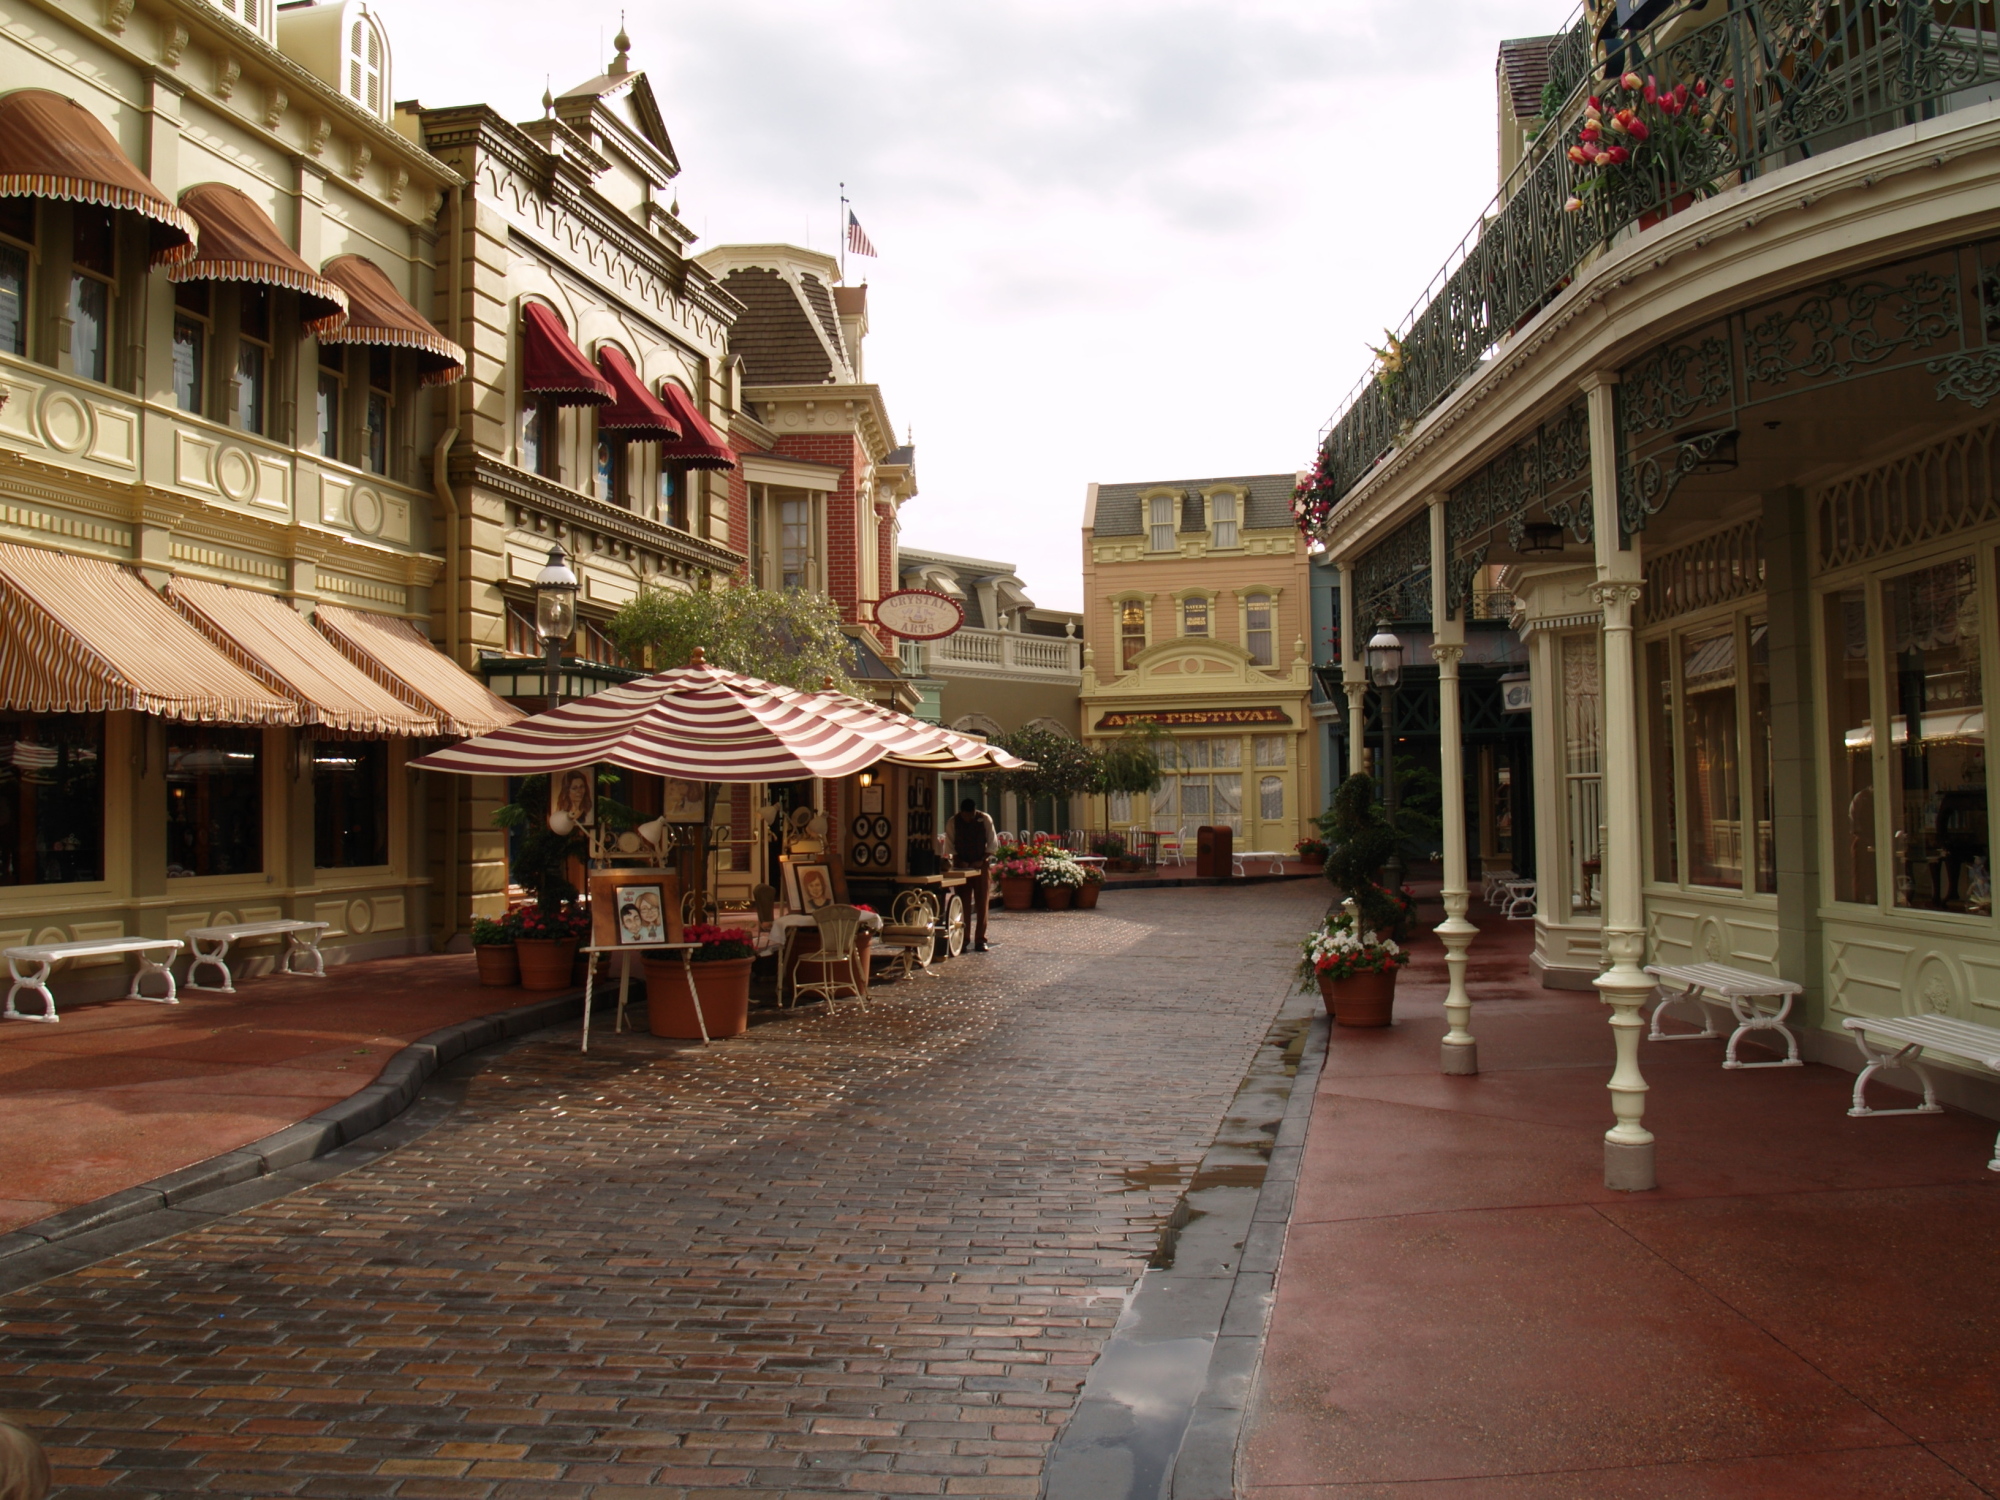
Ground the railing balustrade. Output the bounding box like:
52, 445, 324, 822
914, 626, 1082, 677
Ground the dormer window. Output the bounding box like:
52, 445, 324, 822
346, 8, 388, 118
1211, 492, 1239, 549
1148, 495, 1175, 553
210, 0, 275, 42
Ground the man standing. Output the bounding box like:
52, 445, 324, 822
950, 797, 999, 952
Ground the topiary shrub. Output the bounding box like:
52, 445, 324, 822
1320, 773, 1415, 944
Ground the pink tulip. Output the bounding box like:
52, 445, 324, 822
1565, 196, 1584, 212
1643, 81, 1657, 103
1581, 124, 1602, 140
1694, 80, 1708, 97
1569, 145, 1591, 163
1622, 71, 1642, 90
1675, 83, 1690, 103
1722, 76, 1735, 89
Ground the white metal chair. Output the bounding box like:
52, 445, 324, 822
794, 904, 868, 1008
1157, 828, 1186, 866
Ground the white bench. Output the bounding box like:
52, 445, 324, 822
1843, 1014, 2000, 1172
5, 937, 184, 1023
1646, 961, 1805, 1069
1500, 879, 1537, 920
184, 920, 331, 993
1232, 850, 1290, 876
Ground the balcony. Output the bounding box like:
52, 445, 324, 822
904, 626, 1082, 681
1302, 0, 2000, 524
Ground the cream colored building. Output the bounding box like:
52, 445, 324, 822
1307, 1, 2000, 1186
0, 0, 508, 994
1081, 474, 1316, 851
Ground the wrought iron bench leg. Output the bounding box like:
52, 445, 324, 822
187, 937, 236, 993
1847, 1037, 1942, 1119
284, 929, 328, 978
1647, 986, 1721, 1042
129, 950, 179, 1005
4, 958, 57, 1022
1722, 992, 1803, 1069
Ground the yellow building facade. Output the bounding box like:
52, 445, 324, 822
1080, 474, 1316, 853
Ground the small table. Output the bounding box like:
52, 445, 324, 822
1645, 961, 1806, 1069
580, 942, 701, 1052
5, 937, 184, 1022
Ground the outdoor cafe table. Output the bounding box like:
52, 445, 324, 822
580, 941, 700, 1051
774, 910, 883, 1004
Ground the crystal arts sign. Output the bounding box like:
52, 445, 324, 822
873, 589, 964, 640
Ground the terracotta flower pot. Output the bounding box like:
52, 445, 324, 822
1000, 876, 1034, 911
1043, 886, 1074, 910
1317, 966, 1399, 1028
517, 938, 579, 991
473, 943, 519, 987
644, 954, 752, 1039
1076, 882, 1100, 909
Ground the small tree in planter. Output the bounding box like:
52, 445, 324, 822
470, 911, 520, 987
646, 923, 757, 1039
1319, 774, 1417, 944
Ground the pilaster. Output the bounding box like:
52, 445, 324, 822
1763, 486, 1823, 1027
1430, 495, 1477, 1073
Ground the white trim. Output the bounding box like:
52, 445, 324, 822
742, 455, 840, 492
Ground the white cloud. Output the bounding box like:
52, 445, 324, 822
381, 0, 1562, 610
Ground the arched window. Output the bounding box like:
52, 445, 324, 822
1245, 593, 1274, 665
346, 9, 388, 118
1120, 600, 1147, 669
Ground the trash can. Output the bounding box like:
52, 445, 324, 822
1196, 824, 1234, 878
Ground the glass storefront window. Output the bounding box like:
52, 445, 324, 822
1682, 622, 1742, 889
1151, 738, 1244, 833
167, 726, 263, 877
1885, 558, 1986, 913
1646, 639, 1678, 883
1561, 634, 1602, 913
314, 741, 389, 869
1749, 618, 1776, 894
0, 713, 104, 885
1824, 587, 1877, 905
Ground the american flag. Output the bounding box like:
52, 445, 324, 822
846, 209, 877, 258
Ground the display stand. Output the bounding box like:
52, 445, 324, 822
580, 941, 702, 1051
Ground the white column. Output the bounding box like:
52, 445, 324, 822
1337, 560, 1365, 780
1585, 373, 1655, 1191
1430, 498, 1477, 1074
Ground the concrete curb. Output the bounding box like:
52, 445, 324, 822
0, 987, 587, 1272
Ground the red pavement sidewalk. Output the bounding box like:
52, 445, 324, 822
1243, 913, 2000, 1498
0, 953, 544, 1237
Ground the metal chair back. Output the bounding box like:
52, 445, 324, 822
793, 904, 868, 1007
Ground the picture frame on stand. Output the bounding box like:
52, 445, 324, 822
589, 869, 683, 947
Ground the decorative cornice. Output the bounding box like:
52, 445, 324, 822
463, 452, 743, 574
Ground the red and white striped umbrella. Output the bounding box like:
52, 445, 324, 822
407, 659, 1026, 782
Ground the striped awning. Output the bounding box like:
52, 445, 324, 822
0, 89, 195, 267
409, 661, 1028, 782
0, 544, 299, 724
170, 183, 348, 335
166, 578, 439, 737
318, 254, 465, 387
313, 604, 522, 737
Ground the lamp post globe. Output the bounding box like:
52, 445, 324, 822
1365, 623, 1405, 892
533, 544, 579, 705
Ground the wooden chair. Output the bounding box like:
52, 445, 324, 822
795, 904, 867, 1008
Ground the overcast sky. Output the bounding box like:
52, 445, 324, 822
385, 0, 1560, 612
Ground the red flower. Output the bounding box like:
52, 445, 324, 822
1694, 79, 1708, 97
1569, 145, 1591, 163
1626, 119, 1650, 141
1605, 145, 1630, 165
1586, 95, 1601, 111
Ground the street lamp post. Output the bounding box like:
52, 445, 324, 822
1366, 622, 1405, 893
534, 544, 579, 707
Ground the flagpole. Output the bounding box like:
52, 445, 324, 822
838, 181, 847, 282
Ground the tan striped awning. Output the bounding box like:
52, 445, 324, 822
313, 604, 522, 737
0, 544, 299, 724
166, 578, 439, 737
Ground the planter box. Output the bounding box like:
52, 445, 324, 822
644, 955, 752, 1039
1317, 966, 1398, 1028
517, 938, 578, 991
473, 943, 519, 987
1000, 876, 1034, 911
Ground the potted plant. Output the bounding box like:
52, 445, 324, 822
1315, 773, 1421, 1022
1295, 835, 1328, 865
1076, 863, 1104, 909
997, 856, 1040, 911
1563, 69, 1735, 231
515, 899, 589, 990
1090, 832, 1128, 871
1036, 853, 1084, 910
644, 923, 756, 1039
470, 912, 519, 987
1298, 912, 1409, 1027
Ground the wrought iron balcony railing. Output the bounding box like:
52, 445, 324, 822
1307, 0, 2000, 523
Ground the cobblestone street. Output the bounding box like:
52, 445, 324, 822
1, 882, 1325, 1499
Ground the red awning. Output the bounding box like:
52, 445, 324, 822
595, 346, 681, 440
521, 302, 612, 406
171, 183, 348, 335
0, 90, 194, 267
319, 254, 465, 386
654, 382, 737, 470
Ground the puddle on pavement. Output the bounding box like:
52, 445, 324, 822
1188, 1163, 1267, 1191
1120, 1162, 1196, 1191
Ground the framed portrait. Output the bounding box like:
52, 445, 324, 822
859, 784, 885, 815
794, 862, 836, 912
590, 869, 682, 948
662, 778, 707, 822
552, 765, 596, 827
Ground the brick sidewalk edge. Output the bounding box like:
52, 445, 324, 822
0, 986, 587, 1272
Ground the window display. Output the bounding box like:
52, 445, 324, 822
1885, 558, 1986, 912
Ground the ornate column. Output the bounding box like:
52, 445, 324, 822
1337, 560, 1365, 779
1586, 372, 1655, 1191
1430, 498, 1477, 1073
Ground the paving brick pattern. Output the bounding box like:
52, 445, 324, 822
1, 882, 1327, 1498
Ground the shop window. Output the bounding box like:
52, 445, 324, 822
173, 281, 209, 416
1120, 600, 1146, 669
316, 358, 342, 458
235, 286, 270, 435
1245, 593, 1274, 665
167, 725, 263, 877
1259, 775, 1284, 821
1254, 733, 1286, 767
0, 712, 104, 886
1824, 587, 1876, 905
1108, 790, 1133, 824
660, 463, 689, 529
1182, 596, 1209, 637
779, 492, 813, 589
1681, 622, 1741, 889
0, 197, 30, 358
578, 620, 623, 666
1561, 634, 1602, 913
364, 348, 392, 475
1152, 738, 1243, 833
1886, 558, 1986, 913
1149, 495, 1175, 553
1211, 492, 1239, 549
506, 600, 539, 657
747, 482, 767, 585
314, 740, 388, 869
1748, 618, 1775, 894
68, 205, 114, 384
1646, 639, 1678, 883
